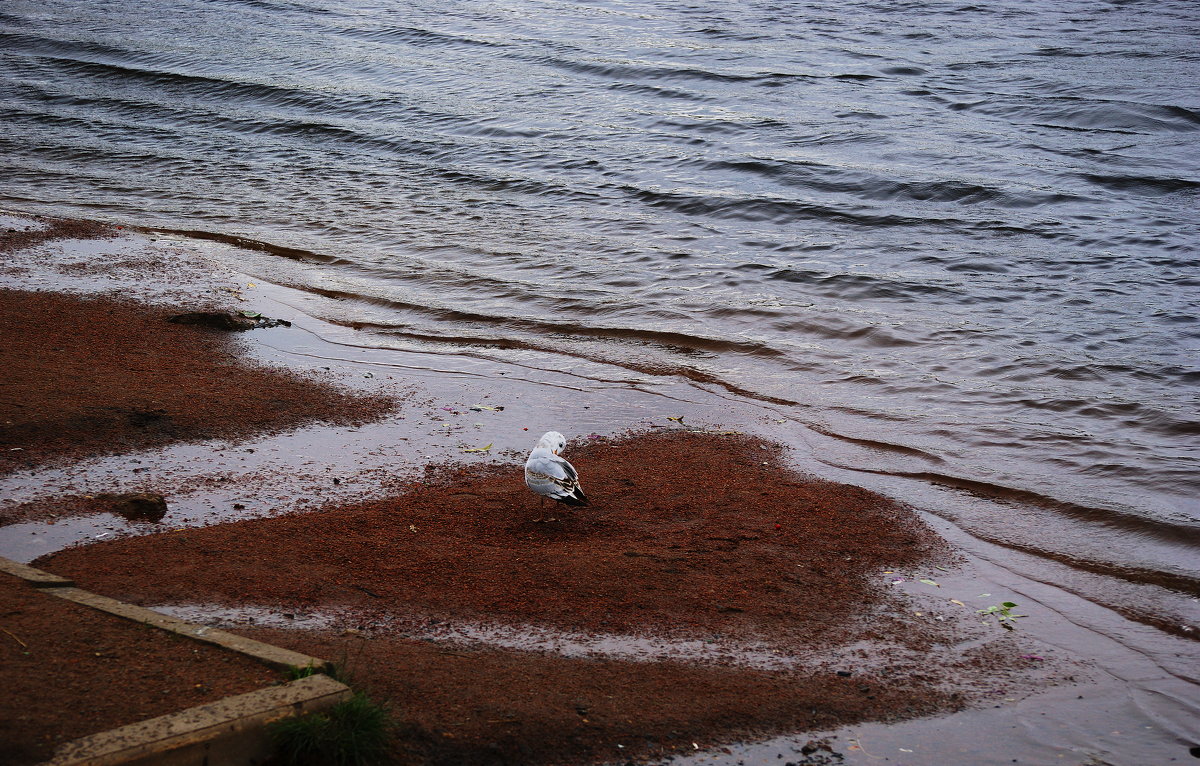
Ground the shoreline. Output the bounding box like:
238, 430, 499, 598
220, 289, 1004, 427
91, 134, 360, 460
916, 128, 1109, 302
2, 211, 1196, 765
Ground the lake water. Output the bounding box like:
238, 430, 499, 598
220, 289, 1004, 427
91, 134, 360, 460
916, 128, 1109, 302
1, 0, 1197, 670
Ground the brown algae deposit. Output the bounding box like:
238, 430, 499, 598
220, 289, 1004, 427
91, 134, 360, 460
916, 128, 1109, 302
39, 430, 1048, 764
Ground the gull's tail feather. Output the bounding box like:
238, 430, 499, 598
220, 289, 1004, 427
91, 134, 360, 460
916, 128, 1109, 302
559, 488, 590, 507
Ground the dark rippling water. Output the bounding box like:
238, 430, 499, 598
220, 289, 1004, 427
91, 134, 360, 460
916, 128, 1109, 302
2, 2, 1197, 601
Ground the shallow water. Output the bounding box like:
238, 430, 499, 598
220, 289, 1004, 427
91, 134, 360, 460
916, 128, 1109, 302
0, 0, 1198, 758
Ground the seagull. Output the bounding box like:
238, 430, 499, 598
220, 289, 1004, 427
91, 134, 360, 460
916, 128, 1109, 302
525, 431, 589, 507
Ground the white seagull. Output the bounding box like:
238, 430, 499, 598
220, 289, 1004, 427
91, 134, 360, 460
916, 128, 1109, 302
524, 431, 589, 507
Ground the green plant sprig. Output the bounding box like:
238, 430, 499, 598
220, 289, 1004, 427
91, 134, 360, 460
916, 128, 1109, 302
978, 601, 1026, 630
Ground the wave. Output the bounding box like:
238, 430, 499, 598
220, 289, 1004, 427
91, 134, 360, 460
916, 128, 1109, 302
699, 158, 1086, 207
517, 54, 817, 86
765, 267, 956, 302
855, 468, 1200, 549
0, 30, 142, 62
1080, 173, 1200, 195
10, 54, 412, 122
968, 97, 1200, 134
334, 25, 504, 49
622, 186, 965, 228
144, 227, 350, 266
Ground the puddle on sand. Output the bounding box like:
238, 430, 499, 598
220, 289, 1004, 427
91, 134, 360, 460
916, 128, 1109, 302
0, 213, 48, 231
1, 514, 135, 563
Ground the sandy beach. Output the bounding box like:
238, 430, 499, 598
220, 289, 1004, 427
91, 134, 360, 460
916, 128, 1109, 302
1, 213, 1194, 765
4, 2, 1198, 759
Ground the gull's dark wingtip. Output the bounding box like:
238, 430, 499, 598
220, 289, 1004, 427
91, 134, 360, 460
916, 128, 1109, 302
557, 490, 590, 507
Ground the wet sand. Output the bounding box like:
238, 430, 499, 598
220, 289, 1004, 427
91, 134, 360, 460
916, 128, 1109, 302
36, 426, 1033, 765
0, 288, 393, 479
0, 214, 1004, 764
2, 212, 1192, 765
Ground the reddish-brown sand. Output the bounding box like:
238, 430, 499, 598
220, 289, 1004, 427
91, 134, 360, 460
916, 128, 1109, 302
0, 574, 281, 766
33, 431, 1021, 765
0, 288, 394, 480
40, 432, 945, 646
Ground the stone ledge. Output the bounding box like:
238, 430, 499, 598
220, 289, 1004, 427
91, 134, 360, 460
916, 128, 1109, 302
42, 673, 351, 766
0, 556, 75, 587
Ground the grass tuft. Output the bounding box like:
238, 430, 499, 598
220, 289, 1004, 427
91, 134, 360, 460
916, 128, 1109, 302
285, 662, 340, 682
270, 691, 392, 766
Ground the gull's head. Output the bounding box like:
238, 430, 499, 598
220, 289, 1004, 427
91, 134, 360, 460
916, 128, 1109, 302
537, 431, 567, 455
